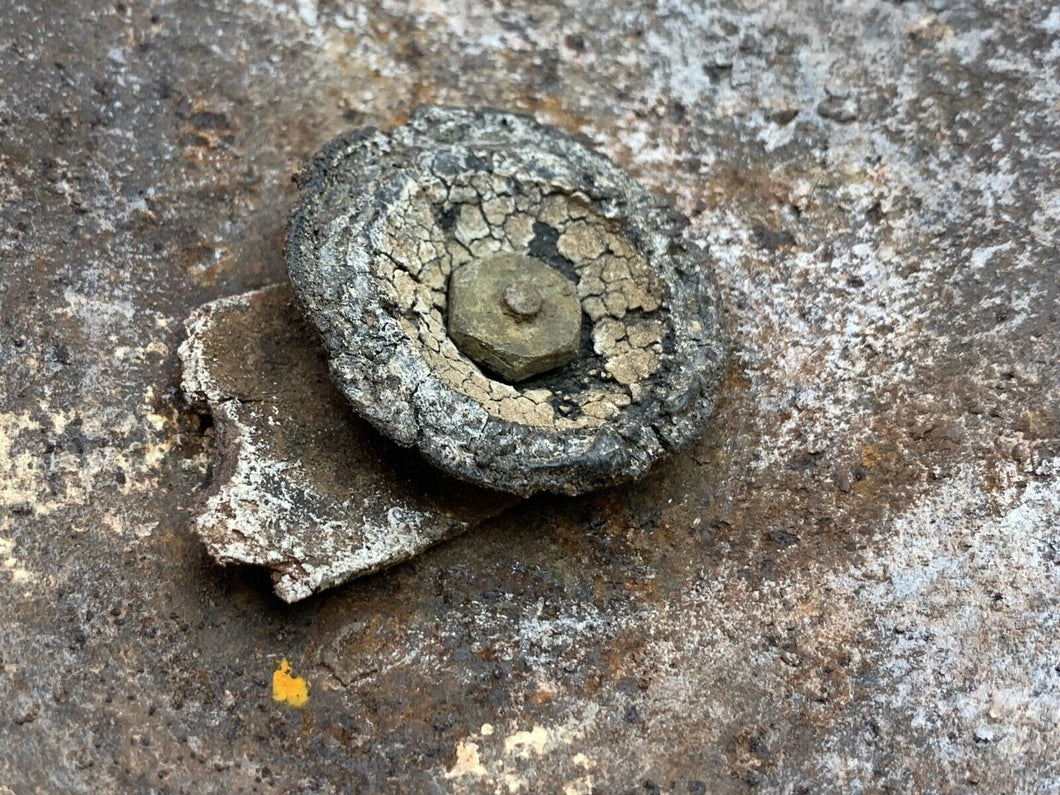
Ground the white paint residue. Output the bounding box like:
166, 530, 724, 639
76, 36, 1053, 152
445, 739, 486, 779
296, 0, 317, 28
831, 463, 1060, 756
60, 288, 138, 346
1044, 4, 1060, 33
504, 725, 550, 757
0, 526, 37, 585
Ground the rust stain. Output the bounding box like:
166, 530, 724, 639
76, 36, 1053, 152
514, 93, 594, 136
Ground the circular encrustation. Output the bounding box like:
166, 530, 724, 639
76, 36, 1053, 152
286, 106, 727, 496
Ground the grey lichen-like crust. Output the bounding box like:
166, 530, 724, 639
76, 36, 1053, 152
178, 284, 517, 602
287, 105, 726, 496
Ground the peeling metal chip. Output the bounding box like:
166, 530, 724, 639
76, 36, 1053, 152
287, 105, 727, 496
178, 284, 517, 602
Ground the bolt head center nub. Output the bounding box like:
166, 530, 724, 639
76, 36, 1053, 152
502, 281, 544, 320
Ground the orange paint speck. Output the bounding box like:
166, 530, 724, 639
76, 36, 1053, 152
271, 659, 309, 707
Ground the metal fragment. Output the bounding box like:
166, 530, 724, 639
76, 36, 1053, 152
178, 284, 518, 602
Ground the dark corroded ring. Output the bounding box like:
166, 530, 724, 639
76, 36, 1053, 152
287, 106, 726, 496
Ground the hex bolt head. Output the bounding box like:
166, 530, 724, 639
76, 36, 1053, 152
447, 253, 581, 382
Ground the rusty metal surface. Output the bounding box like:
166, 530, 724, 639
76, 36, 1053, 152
1, 1, 1058, 792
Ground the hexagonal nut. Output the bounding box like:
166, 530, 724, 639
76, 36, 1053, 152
447, 254, 582, 382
